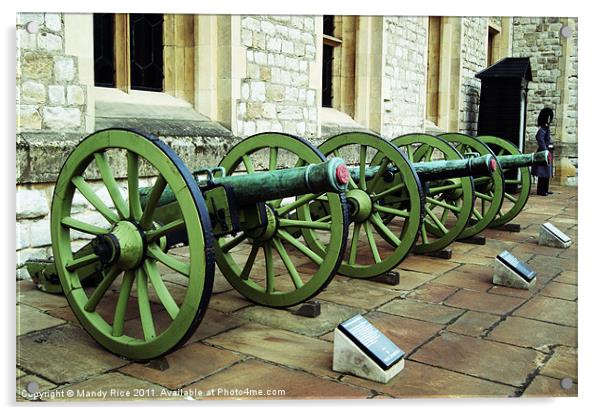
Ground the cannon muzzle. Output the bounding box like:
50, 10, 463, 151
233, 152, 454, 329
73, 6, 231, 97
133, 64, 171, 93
496, 150, 550, 170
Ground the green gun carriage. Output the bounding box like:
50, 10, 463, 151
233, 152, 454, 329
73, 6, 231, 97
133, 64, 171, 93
27, 128, 353, 360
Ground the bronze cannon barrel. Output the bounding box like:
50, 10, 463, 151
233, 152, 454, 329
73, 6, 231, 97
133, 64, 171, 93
348, 154, 497, 183
496, 150, 550, 170
141, 157, 350, 208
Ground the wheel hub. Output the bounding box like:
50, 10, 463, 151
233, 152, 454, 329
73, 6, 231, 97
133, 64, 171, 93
347, 188, 373, 222
245, 204, 278, 242
93, 221, 145, 270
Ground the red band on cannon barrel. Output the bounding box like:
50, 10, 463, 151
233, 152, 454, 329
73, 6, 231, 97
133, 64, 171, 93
335, 164, 350, 185
489, 158, 497, 172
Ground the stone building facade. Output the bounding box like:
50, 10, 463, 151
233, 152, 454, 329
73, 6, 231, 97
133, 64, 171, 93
15, 13, 578, 279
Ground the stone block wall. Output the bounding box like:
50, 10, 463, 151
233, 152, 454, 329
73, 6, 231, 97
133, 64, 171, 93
17, 13, 88, 134
381, 17, 427, 138
512, 17, 578, 183
459, 17, 488, 135
238, 15, 318, 138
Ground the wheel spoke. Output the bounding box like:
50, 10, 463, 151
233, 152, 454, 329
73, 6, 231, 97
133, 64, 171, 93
420, 223, 429, 244
374, 204, 410, 218
504, 192, 518, 203
84, 267, 121, 312
505, 179, 522, 185
112, 270, 135, 337
425, 196, 462, 213
272, 238, 303, 289
475, 191, 494, 202
472, 207, 484, 221
264, 242, 275, 294
94, 152, 129, 219
369, 213, 401, 246
348, 224, 362, 266
147, 244, 190, 276
428, 182, 463, 194
316, 214, 332, 223
65, 252, 100, 272
241, 154, 255, 174
220, 233, 247, 253
269, 147, 278, 171
372, 183, 405, 200
277, 229, 324, 265
279, 218, 331, 231
72, 176, 119, 223
405, 145, 414, 163
425, 206, 448, 234
143, 259, 179, 320
136, 268, 156, 341
140, 175, 167, 229
366, 157, 390, 193
359, 145, 367, 189
127, 151, 143, 221
240, 243, 260, 280
146, 219, 185, 244
276, 193, 321, 216
364, 221, 382, 263
61, 217, 109, 235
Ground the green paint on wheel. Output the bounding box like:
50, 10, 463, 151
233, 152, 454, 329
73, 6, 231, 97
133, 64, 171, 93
216, 132, 348, 308
439, 133, 504, 239
319, 132, 424, 278
50, 129, 214, 361
478, 136, 532, 227
392, 133, 474, 254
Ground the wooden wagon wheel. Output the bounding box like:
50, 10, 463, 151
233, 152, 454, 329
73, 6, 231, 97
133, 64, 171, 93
318, 132, 424, 278
51, 129, 214, 360
478, 135, 532, 227
215, 133, 349, 307
439, 133, 505, 239
392, 133, 475, 254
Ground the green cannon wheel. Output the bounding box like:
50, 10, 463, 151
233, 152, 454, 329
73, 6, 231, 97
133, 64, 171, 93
50, 129, 214, 361
215, 133, 349, 307
392, 133, 474, 254
478, 135, 532, 227
439, 133, 505, 239
318, 132, 424, 278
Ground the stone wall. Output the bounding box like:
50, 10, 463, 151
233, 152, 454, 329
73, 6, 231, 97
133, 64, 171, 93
17, 13, 88, 134
239, 15, 318, 138
381, 17, 427, 138
459, 17, 488, 135
512, 17, 578, 183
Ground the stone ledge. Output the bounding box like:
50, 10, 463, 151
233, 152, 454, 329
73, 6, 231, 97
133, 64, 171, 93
17, 130, 238, 185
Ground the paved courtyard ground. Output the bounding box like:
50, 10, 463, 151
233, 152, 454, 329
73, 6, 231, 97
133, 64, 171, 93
16, 184, 577, 401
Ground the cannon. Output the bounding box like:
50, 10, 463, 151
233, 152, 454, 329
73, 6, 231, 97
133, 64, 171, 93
311, 132, 498, 279
26, 129, 352, 360
441, 133, 551, 229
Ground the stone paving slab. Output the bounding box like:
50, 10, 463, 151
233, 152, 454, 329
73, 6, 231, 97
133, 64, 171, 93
522, 375, 577, 397
316, 278, 401, 309
446, 311, 501, 338
444, 289, 525, 315
185, 360, 371, 400
235, 301, 362, 337
119, 342, 242, 389
378, 298, 464, 325
17, 324, 127, 384
206, 323, 338, 379
341, 360, 517, 398
411, 332, 545, 387
540, 346, 578, 380
514, 296, 577, 327
16, 303, 66, 336
487, 316, 577, 349
15, 185, 578, 400
17, 374, 57, 401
